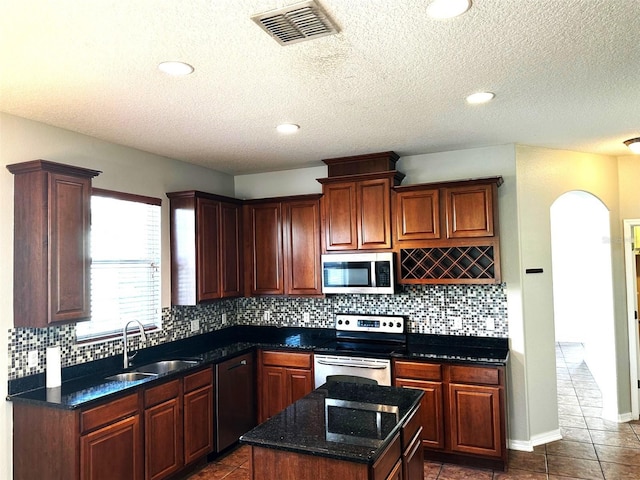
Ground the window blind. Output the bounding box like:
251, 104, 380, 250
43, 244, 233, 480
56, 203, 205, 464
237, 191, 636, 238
76, 190, 161, 341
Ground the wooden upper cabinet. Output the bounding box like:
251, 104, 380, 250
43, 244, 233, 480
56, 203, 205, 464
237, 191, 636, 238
394, 188, 440, 242
283, 198, 322, 295
322, 181, 358, 250
357, 178, 392, 249
320, 175, 396, 252
168, 191, 242, 305
244, 201, 284, 295
7, 160, 101, 328
445, 184, 495, 239
245, 195, 322, 297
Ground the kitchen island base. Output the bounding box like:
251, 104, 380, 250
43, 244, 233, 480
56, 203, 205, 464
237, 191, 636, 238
249, 435, 402, 480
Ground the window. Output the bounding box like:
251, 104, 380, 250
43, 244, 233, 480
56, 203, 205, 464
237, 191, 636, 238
76, 189, 161, 341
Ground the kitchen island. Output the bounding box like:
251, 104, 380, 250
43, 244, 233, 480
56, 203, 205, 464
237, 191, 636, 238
240, 381, 424, 480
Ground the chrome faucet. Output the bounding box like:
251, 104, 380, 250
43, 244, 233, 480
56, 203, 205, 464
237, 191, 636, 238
123, 320, 147, 368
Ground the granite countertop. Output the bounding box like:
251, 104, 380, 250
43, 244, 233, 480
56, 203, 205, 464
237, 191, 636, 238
240, 381, 423, 464
7, 326, 508, 410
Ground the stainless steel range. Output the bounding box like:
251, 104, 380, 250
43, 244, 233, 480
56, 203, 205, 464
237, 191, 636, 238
314, 314, 406, 388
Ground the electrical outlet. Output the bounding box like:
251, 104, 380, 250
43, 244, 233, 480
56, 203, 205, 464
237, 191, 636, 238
264, 310, 271, 322
453, 317, 463, 330
303, 312, 310, 323
221, 313, 227, 325
485, 318, 495, 331
27, 350, 38, 369
190, 319, 200, 332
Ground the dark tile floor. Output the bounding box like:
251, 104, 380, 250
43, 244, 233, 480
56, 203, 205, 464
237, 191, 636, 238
187, 343, 640, 479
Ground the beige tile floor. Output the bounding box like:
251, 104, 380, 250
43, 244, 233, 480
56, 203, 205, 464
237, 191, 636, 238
187, 343, 640, 479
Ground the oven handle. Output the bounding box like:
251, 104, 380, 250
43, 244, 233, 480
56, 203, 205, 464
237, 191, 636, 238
316, 358, 389, 369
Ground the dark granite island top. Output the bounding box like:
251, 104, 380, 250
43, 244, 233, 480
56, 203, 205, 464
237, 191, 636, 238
240, 381, 423, 476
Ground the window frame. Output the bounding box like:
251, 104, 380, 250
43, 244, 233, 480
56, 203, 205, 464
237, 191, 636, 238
76, 188, 162, 343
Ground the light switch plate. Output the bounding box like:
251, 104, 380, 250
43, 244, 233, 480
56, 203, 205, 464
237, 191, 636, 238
453, 317, 463, 330
303, 312, 310, 323
27, 350, 38, 368
221, 313, 227, 325
485, 318, 495, 331
264, 310, 271, 322
190, 319, 200, 332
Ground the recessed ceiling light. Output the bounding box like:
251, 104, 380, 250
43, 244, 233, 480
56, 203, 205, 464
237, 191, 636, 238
427, 0, 471, 19
276, 123, 300, 134
466, 91, 495, 104
158, 61, 194, 76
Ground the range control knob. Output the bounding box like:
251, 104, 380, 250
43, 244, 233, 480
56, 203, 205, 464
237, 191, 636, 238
396, 322, 402, 328
337, 319, 343, 325
382, 322, 387, 327
345, 320, 350, 325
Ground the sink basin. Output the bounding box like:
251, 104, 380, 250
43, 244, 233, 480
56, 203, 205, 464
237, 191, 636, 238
106, 372, 158, 382
133, 360, 199, 375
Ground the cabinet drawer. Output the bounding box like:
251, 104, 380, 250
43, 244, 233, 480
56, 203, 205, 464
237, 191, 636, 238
261, 350, 312, 369
81, 393, 139, 434
449, 365, 500, 385
184, 366, 213, 393
144, 379, 181, 408
394, 360, 442, 381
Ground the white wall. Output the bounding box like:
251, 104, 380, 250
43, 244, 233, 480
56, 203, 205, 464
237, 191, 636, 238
516, 145, 630, 439
0, 112, 234, 480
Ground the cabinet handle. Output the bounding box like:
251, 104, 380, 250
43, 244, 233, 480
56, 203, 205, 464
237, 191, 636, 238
227, 359, 247, 371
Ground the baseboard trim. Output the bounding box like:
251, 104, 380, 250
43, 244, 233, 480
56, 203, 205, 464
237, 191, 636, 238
508, 429, 562, 452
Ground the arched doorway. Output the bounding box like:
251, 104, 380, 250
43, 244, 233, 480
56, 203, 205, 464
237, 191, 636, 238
550, 191, 618, 420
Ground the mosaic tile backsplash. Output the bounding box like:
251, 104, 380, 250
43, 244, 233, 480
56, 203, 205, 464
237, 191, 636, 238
8, 284, 507, 380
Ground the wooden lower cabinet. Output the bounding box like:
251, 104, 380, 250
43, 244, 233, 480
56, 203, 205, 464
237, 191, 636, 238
13, 368, 213, 480
183, 369, 215, 463
81, 414, 143, 480
258, 350, 313, 422
394, 360, 507, 470
144, 380, 183, 480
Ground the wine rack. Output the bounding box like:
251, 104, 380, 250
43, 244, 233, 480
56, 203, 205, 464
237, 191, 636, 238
400, 246, 498, 283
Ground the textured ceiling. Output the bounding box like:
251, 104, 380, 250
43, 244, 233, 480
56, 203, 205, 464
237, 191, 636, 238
1, 0, 639, 175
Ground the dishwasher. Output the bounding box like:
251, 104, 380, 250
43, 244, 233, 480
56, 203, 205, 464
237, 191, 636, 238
215, 351, 257, 452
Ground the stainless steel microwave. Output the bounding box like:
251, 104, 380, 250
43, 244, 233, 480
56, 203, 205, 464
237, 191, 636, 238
321, 252, 395, 294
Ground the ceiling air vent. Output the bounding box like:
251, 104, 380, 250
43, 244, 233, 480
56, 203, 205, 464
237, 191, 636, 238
251, 0, 339, 46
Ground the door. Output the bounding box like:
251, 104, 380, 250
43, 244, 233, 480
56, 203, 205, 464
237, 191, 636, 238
357, 178, 392, 249
81, 415, 142, 480
196, 198, 221, 301
184, 386, 214, 463
145, 399, 182, 480
323, 181, 358, 251
395, 378, 444, 449
220, 201, 242, 298
283, 198, 322, 295
448, 383, 502, 458
245, 202, 283, 294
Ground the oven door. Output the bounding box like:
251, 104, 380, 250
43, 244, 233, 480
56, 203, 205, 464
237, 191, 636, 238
314, 354, 392, 388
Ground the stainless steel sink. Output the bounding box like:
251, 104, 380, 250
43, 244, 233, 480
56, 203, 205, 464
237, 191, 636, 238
133, 359, 199, 375
106, 372, 158, 382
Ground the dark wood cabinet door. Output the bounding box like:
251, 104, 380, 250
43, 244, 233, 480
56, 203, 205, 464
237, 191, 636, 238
448, 383, 502, 458
323, 181, 358, 251
395, 378, 445, 450
260, 366, 287, 422
81, 415, 143, 480
283, 199, 322, 295
220, 201, 242, 298
357, 178, 392, 249
394, 188, 440, 242
49, 172, 92, 322
145, 398, 183, 480
196, 197, 221, 301
286, 368, 313, 405
245, 202, 283, 295
445, 184, 494, 238
184, 385, 214, 464
402, 428, 424, 480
